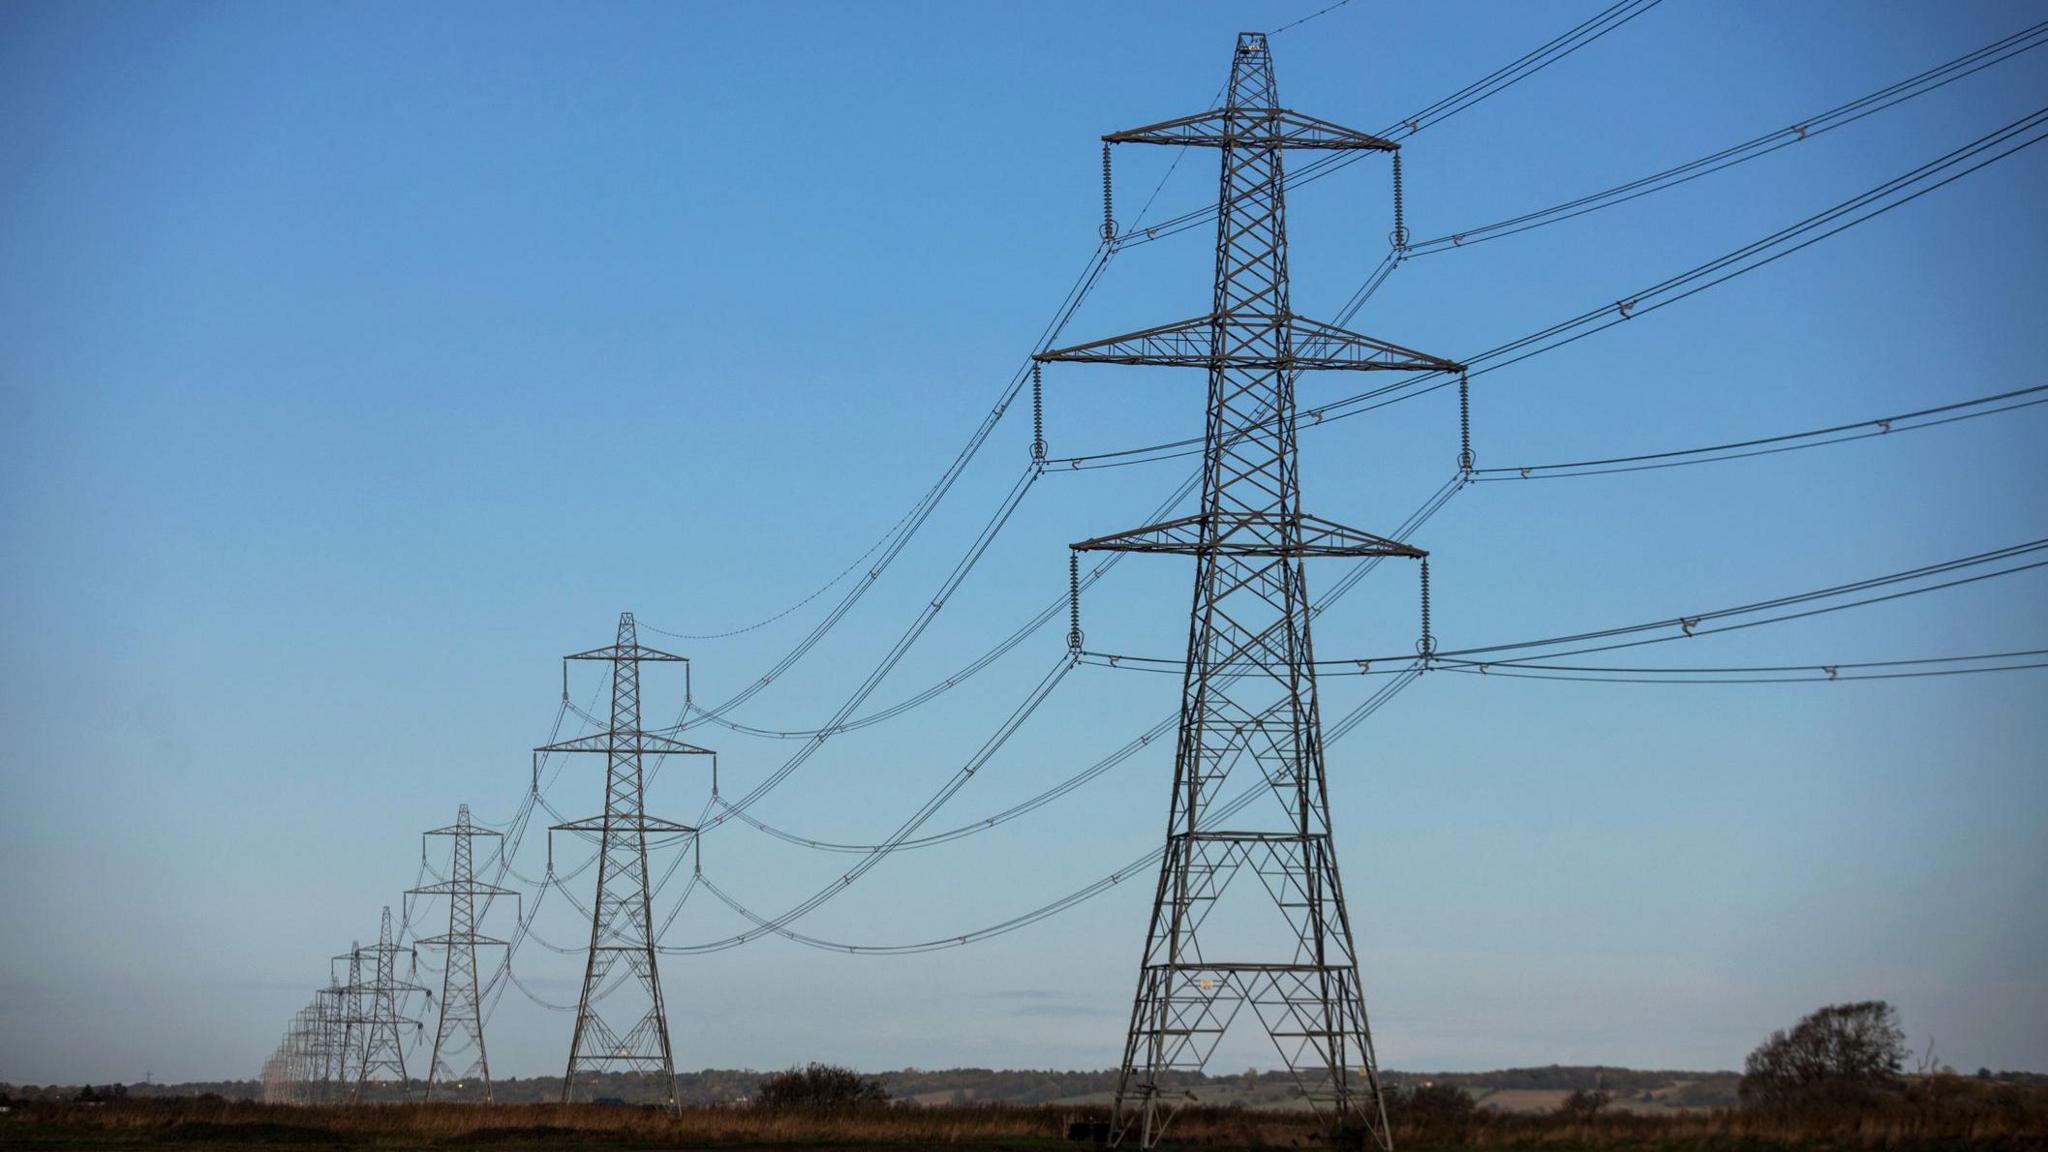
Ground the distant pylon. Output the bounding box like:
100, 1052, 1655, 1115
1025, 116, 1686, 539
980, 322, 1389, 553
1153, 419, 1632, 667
327, 944, 365, 1102
348, 906, 428, 1103
539, 611, 711, 1111
266, 1000, 324, 1104
1037, 32, 1463, 1149
313, 977, 346, 1104
407, 804, 518, 1103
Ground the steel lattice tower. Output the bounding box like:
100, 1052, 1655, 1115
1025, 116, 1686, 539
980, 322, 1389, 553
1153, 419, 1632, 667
348, 906, 427, 1103
408, 804, 517, 1103
1037, 32, 1463, 1149
327, 946, 364, 1103
313, 978, 346, 1104
539, 611, 710, 1110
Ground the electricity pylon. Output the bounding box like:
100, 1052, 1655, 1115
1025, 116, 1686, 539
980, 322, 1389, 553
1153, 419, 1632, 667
539, 611, 710, 1111
327, 946, 364, 1102
267, 1000, 323, 1104
408, 804, 518, 1103
348, 906, 427, 1103
1037, 32, 1463, 1149
312, 978, 346, 1103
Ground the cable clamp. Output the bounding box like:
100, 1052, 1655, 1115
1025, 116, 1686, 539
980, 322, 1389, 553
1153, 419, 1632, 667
1679, 616, 1699, 637
1823, 665, 1838, 680
1451, 233, 1466, 246
1618, 299, 1638, 319
1877, 419, 1892, 433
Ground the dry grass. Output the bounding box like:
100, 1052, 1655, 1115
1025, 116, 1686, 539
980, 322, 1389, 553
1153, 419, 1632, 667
7, 1089, 2047, 1150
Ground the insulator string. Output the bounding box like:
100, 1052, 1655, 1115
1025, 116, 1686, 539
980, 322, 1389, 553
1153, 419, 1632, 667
1068, 551, 1084, 657
1418, 557, 1436, 662
1391, 151, 1407, 251
1458, 371, 1474, 476
1101, 143, 1117, 241
1031, 363, 1046, 464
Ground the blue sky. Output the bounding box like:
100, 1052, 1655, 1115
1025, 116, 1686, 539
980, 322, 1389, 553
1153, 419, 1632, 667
2, 0, 2045, 1084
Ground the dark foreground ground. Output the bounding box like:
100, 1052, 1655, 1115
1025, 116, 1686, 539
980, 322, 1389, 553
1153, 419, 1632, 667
5, 1094, 2046, 1152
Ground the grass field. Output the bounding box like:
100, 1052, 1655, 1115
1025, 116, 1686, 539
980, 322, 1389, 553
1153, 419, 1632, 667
5, 1091, 2046, 1152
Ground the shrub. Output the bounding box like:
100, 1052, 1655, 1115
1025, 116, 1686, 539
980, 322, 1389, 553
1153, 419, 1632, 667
1557, 1087, 1611, 1118
752, 1063, 888, 1110
1384, 1082, 1475, 1138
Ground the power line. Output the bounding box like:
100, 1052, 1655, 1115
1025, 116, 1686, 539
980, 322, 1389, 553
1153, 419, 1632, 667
1439, 657, 2048, 684
1387, 0, 1665, 139
1111, 1, 1667, 253
716, 473, 1460, 857
680, 471, 1199, 742
643, 242, 1116, 727
1053, 104, 2048, 471
655, 652, 1075, 956
1270, 0, 1355, 37
696, 554, 2048, 946
694, 667, 1426, 957
639, 498, 922, 641
1406, 19, 2048, 255
1077, 539, 2048, 671
1474, 384, 2048, 480
1441, 540, 2048, 663
668, 461, 1040, 825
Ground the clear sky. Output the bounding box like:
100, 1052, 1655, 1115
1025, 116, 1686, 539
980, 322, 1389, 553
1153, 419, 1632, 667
3, 0, 2045, 1085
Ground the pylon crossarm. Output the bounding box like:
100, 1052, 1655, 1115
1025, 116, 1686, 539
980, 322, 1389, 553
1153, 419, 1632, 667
1036, 312, 1462, 372
1106, 107, 1399, 151
1148, 961, 1338, 972
1035, 314, 1223, 367
1290, 314, 1465, 372
1073, 512, 1427, 558
564, 642, 687, 663
550, 815, 697, 835
416, 932, 511, 947
536, 731, 714, 756
422, 820, 503, 838
407, 879, 520, 898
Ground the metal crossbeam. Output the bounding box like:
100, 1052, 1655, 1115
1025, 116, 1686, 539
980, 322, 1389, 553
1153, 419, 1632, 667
1107, 107, 1400, 151
1036, 312, 1463, 372
1075, 512, 1426, 558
